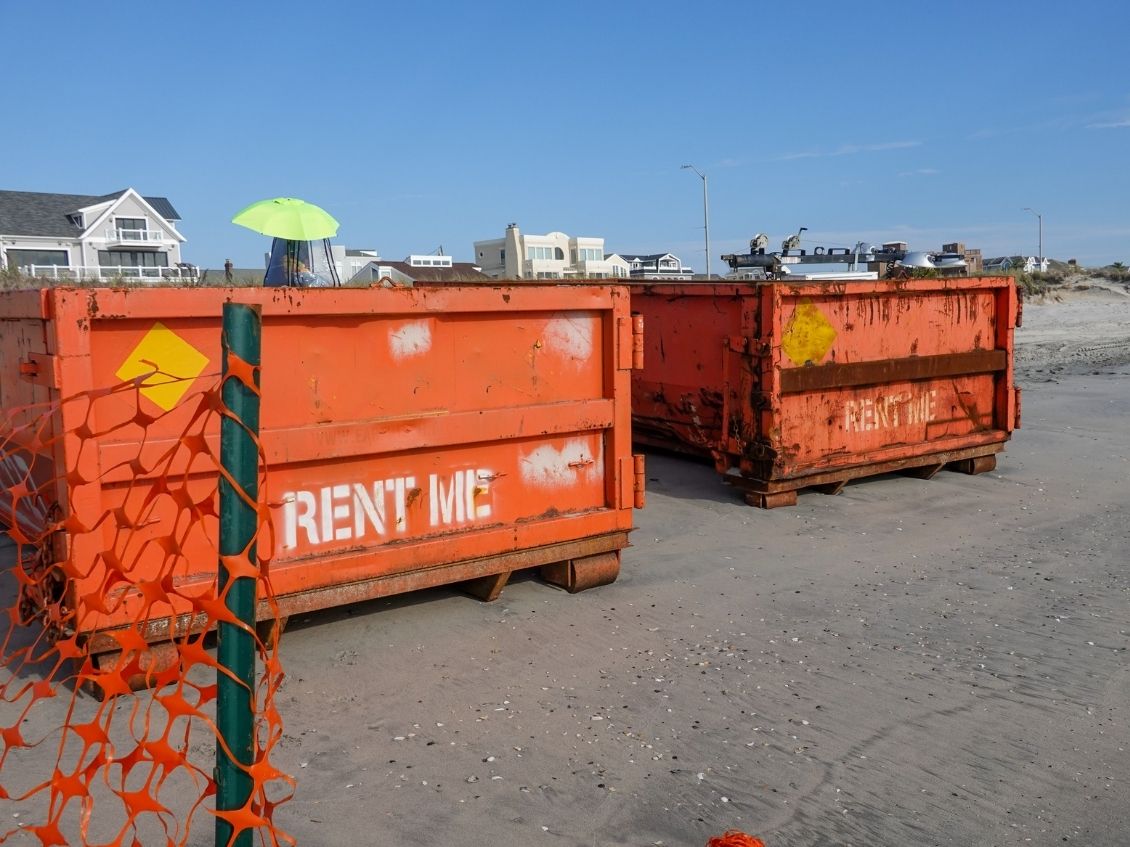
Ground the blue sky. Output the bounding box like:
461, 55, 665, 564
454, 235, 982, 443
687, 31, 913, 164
4, 0, 1128, 270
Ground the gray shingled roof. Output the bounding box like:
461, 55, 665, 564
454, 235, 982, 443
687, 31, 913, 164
355, 261, 491, 283
617, 253, 673, 262
0, 189, 181, 238
382, 261, 491, 282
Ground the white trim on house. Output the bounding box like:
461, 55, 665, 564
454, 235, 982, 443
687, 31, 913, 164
1, 188, 194, 282
82, 189, 186, 243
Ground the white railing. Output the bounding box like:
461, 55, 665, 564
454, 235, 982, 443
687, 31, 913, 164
20, 265, 199, 282
104, 227, 167, 243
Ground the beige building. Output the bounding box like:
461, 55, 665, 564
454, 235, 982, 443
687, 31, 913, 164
943, 242, 983, 274
473, 224, 629, 279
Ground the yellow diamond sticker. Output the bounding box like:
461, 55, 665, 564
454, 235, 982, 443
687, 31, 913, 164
115, 322, 210, 411
781, 299, 837, 366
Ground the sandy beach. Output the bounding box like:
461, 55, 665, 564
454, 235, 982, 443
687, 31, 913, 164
2, 286, 1128, 846
262, 287, 1130, 846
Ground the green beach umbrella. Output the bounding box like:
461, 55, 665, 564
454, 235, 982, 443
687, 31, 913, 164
231, 197, 340, 241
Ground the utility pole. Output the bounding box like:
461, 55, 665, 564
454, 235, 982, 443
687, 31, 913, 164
682, 164, 710, 279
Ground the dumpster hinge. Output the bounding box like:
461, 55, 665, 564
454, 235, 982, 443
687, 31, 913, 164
616, 455, 646, 509
618, 315, 645, 370
19, 353, 60, 388
631, 313, 644, 370
633, 453, 645, 509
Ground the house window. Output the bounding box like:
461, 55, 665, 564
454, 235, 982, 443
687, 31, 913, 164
7, 249, 69, 269
578, 248, 602, 262
527, 246, 559, 261
98, 250, 168, 268
115, 218, 147, 240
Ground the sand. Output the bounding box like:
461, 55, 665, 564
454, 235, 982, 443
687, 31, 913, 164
2, 287, 1128, 846
1015, 278, 1130, 380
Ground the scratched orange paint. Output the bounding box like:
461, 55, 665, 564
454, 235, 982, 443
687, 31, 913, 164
631, 277, 1020, 497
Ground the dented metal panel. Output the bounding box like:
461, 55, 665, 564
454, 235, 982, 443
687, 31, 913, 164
630, 287, 746, 456
631, 277, 1019, 497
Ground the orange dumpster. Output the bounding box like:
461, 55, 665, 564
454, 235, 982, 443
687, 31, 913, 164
632, 277, 1020, 507
0, 284, 642, 667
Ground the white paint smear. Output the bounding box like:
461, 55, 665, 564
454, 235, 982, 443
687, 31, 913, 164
520, 439, 603, 489
543, 315, 593, 363
388, 320, 433, 359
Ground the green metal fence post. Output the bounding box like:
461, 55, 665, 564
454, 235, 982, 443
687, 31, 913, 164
216, 302, 261, 847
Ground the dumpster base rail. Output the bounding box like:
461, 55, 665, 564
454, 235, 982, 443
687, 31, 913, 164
76, 530, 631, 694
723, 444, 1003, 509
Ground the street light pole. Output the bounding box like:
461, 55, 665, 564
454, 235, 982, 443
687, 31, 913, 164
682, 164, 710, 279
1023, 207, 1043, 269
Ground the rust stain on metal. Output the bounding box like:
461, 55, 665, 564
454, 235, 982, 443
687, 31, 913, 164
631, 278, 1019, 502
2, 284, 639, 659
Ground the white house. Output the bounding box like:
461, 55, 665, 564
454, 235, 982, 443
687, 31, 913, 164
335, 247, 381, 283
617, 252, 694, 280
983, 256, 1049, 273
346, 253, 491, 286
473, 224, 630, 280
0, 188, 194, 281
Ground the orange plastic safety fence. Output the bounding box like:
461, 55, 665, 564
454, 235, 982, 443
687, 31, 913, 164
0, 359, 293, 846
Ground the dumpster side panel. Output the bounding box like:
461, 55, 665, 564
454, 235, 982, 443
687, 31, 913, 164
724, 277, 1018, 483
24, 286, 636, 638
775, 283, 1001, 366
770, 373, 1002, 477
630, 284, 743, 455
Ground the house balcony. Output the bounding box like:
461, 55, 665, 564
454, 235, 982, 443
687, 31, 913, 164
524, 258, 568, 279
20, 265, 199, 283
102, 227, 171, 247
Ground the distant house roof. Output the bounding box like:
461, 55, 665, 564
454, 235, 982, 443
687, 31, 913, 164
0, 189, 182, 237
373, 261, 490, 282
345, 248, 378, 257
617, 253, 676, 263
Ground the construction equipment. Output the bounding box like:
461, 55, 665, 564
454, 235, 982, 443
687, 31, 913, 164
721, 231, 967, 279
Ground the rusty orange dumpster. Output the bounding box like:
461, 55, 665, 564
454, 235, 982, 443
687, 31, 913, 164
631, 277, 1020, 507
0, 284, 642, 667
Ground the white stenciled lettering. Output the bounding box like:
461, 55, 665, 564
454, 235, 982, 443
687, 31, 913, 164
282, 469, 493, 551
282, 490, 319, 548
429, 468, 496, 528
844, 389, 939, 434
474, 470, 493, 519
427, 472, 494, 530
353, 481, 385, 538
